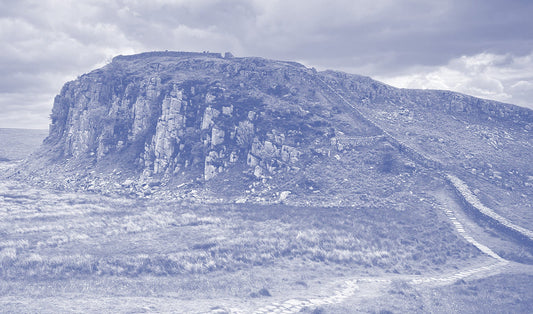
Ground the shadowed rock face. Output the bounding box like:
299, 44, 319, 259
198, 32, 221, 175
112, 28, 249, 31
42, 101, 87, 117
43, 52, 378, 182
21, 51, 533, 204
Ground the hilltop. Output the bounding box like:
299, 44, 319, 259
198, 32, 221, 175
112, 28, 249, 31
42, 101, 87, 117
12, 51, 532, 214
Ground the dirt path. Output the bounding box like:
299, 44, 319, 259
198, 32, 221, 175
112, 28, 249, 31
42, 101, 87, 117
247, 182, 515, 314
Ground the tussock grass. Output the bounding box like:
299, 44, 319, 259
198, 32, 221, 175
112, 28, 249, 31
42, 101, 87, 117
0, 179, 481, 301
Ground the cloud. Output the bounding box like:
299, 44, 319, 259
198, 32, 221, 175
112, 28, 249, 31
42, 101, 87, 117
1, 0, 532, 128
377, 52, 533, 109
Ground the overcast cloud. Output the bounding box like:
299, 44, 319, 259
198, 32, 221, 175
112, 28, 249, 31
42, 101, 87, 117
1, 0, 532, 129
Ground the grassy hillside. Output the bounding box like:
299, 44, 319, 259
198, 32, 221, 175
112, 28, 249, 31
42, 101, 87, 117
0, 176, 480, 301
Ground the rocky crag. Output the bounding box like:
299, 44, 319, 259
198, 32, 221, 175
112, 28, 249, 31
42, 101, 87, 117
16, 51, 533, 208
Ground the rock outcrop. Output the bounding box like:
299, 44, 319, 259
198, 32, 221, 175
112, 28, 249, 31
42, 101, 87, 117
19, 51, 533, 205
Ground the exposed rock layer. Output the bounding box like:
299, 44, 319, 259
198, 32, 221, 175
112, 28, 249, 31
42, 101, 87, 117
20, 51, 533, 206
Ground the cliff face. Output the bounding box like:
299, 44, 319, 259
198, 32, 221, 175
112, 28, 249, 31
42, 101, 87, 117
43, 52, 380, 184
22, 51, 533, 204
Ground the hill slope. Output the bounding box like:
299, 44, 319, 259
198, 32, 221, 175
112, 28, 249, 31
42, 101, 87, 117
13, 51, 532, 212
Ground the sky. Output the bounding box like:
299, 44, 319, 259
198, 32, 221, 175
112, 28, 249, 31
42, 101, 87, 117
1, 0, 532, 129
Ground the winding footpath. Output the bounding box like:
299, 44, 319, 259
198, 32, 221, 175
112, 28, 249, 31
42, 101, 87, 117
246, 189, 511, 314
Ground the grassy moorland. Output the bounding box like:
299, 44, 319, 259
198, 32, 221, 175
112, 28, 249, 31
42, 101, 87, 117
0, 129, 530, 312
0, 173, 481, 301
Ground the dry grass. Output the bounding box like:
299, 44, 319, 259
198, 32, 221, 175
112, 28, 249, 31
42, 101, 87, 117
0, 176, 482, 303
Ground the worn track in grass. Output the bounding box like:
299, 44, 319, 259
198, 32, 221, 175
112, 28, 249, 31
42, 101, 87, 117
248, 178, 527, 314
